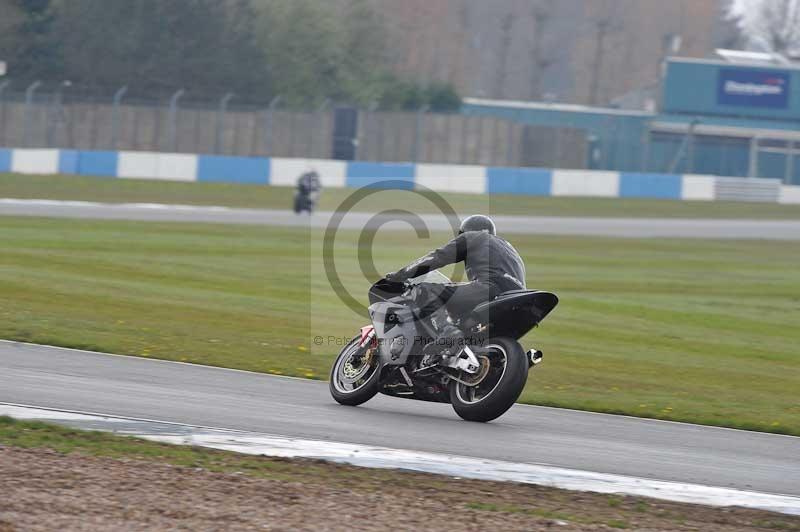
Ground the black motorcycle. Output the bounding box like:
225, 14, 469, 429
329, 271, 558, 422
294, 171, 321, 214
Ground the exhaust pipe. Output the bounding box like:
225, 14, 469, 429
527, 349, 543, 368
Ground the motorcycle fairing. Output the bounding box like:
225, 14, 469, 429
467, 290, 559, 340
368, 301, 418, 366
359, 325, 376, 348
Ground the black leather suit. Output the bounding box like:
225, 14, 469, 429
388, 231, 526, 319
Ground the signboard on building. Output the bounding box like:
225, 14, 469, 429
717, 68, 790, 109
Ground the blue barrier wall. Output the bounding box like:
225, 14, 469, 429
58, 150, 79, 174
619, 173, 682, 199
346, 162, 415, 189
0, 149, 11, 172
2, 147, 791, 203
197, 155, 270, 184
486, 167, 552, 196
78, 151, 118, 177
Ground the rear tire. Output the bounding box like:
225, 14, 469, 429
329, 338, 381, 406
449, 337, 528, 422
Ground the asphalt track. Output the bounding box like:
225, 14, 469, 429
2, 198, 800, 239
2, 341, 798, 498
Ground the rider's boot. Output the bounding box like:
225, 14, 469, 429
422, 324, 464, 367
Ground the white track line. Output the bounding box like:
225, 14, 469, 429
0, 198, 235, 211
2, 403, 798, 516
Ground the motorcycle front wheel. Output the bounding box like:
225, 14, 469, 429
329, 338, 381, 406
449, 337, 528, 422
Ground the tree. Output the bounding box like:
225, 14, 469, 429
256, 0, 395, 107
727, 0, 800, 57
586, 0, 624, 106
528, 0, 558, 100
51, 0, 268, 98
493, 11, 514, 99
2, 0, 62, 80
0, 0, 460, 108
0, 1, 25, 54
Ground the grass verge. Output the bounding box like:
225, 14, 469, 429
0, 216, 798, 435
1, 416, 797, 531
2, 172, 800, 218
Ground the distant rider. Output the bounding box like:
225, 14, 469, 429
294, 170, 322, 214
385, 215, 526, 355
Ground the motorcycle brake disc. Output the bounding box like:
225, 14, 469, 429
342, 346, 376, 383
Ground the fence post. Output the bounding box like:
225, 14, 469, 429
368, 102, 383, 162
0, 81, 9, 146
309, 98, 330, 159
748, 136, 759, 178
264, 95, 281, 156
668, 118, 699, 174
111, 85, 128, 149
167, 88, 185, 152
412, 105, 429, 162
505, 120, 515, 166
45, 80, 71, 148
23, 80, 42, 147
640, 126, 651, 172
477, 117, 486, 165
215, 92, 234, 154
460, 115, 469, 164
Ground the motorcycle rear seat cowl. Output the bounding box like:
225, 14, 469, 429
468, 290, 559, 337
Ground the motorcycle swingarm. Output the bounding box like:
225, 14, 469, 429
441, 346, 481, 374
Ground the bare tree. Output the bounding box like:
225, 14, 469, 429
529, 0, 557, 100
494, 10, 514, 99
586, 0, 623, 106
727, 0, 800, 56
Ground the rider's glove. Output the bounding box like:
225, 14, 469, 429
384, 271, 402, 282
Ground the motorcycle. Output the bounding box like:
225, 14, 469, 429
293, 188, 319, 214
294, 172, 321, 215
329, 271, 558, 422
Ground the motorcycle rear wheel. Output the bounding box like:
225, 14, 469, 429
449, 337, 528, 422
329, 338, 381, 406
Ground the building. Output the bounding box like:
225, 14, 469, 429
463, 52, 800, 184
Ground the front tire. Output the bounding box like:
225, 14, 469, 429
329, 338, 381, 406
449, 337, 528, 422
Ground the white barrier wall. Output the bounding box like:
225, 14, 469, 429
3, 147, 798, 205
157, 154, 197, 181
780, 185, 800, 204
118, 152, 197, 182
270, 158, 347, 188
415, 164, 486, 194
552, 170, 620, 197
715, 177, 782, 203
11, 149, 60, 175
118, 152, 159, 179
681, 175, 716, 201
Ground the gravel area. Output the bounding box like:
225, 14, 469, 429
1, 446, 797, 531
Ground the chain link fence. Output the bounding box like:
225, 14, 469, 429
0, 82, 587, 169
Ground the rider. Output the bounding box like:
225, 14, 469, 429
294, 170, 322, 214
385, 215, 526, 355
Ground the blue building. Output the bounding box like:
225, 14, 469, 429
462, 55, 800, 185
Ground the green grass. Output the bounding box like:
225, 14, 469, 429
3, 172, 800, 219
0, 216, 798, 435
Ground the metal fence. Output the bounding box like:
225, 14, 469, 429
0, 82, 587, 169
